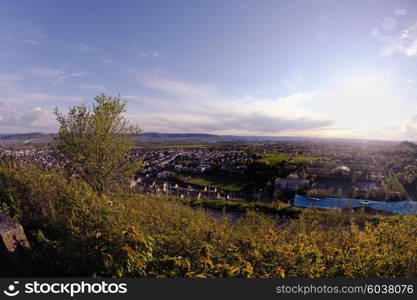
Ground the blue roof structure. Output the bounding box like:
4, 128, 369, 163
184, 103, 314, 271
293, 195, 417, 215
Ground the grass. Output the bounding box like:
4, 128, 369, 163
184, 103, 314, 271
257, 153, 317, 166
383, 172, 404, 193
257, 153, 288, 165
135, 144, 209, 149
3, 161, 417, 278
175, 196, 302, 218
290, 156, 317, 165
185, 175, 248, 192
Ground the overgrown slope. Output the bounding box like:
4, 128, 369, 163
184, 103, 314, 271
1, 162, 417, 277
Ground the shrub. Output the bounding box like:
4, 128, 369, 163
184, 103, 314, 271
1, 162, 417, 277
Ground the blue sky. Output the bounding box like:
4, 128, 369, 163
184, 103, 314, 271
1, 0, 417, 140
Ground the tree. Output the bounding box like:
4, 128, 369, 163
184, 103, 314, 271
54, 94, 141, 194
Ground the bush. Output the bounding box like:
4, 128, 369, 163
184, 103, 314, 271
1, 162, 417, 277
0, 162, 153, 277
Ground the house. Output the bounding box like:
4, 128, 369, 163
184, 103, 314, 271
334, 165, 350, 175
275, 178, 308, 191
369, 171, 383, 181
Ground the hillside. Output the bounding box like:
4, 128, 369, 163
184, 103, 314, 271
396, 140, 417, 152
0, 132, 54, 142
1, 161, 417, 277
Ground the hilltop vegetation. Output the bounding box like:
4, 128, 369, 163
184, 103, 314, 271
1, 161, 417, 277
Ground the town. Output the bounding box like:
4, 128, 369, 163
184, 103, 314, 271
2, 134, 417, 207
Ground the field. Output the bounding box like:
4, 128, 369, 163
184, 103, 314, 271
290, 156, 316, 165
257, 153, 316, 166
383, 172, 404, 193
257, 153, 288, 165
135, 144, 209, 149
184, 175, 248, 191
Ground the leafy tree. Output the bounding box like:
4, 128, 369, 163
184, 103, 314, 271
54, 94, 141, 194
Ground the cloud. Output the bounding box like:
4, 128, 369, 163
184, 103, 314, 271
99, 58, 115, 64
2, 21, 47, 46
28, 67, 90, 86
22, 39, 41, 45
137, 49, 148, 59
0, 74, 23, 88
17, 93, 84, 103
28, 68, 65, 77
135, 47, 161, 59
138, 74, 217, 99
127, 71, 417, 140
126, 73, 333, 135
78, 84, 107, 92
281, 70, 303, 93
404, 115, 417, 140
53, 72, 90, 86
74, 44, 101, 54
0, 104, 56, 131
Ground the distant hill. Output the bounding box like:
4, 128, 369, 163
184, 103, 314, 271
396, 141, 417, 151
0, 132, 54, 142
140, 132, 219, 138
0, 131, 403, 145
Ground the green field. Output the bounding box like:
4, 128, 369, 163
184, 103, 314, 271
185, 175, 247, 191
257, 153, 316, 166
257, 153, 288, 165
290, 156, 316, 165
135, 144, 209, 149
383, 172, 404, 193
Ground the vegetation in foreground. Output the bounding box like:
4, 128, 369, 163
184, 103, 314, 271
1, 162, 417, 278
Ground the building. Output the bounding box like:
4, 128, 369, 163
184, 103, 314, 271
275, 178, 309, 191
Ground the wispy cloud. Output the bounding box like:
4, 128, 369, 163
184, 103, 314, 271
0, 74, 23, 88
28, 68, 65, 77
53, 72, 90, 86
127, 73, 333, 135
99, 57, 115, 64
135, 46, 161, 59
16, 92, 84, 103
126, 71, 417, 140
74, 44, 101, 54
0, 103, 56, 131
1, 21, 47, 46
78, 83, 107, 93
22, 38, 42, 45
28, 67, 90, 86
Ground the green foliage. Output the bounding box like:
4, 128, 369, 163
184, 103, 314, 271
54, 94, 141, 194
1, 162, 417, 278
290, 156, 316, 165
0, 162, 153, 277
257, 153, 288, 165
173, 197, 302, 218
185, 175, 247, 192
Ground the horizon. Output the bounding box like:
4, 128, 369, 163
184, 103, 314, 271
1, 0, 417, 140
0, 130, 412, 143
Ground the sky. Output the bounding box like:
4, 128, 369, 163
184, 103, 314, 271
1, 0, 417, 140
